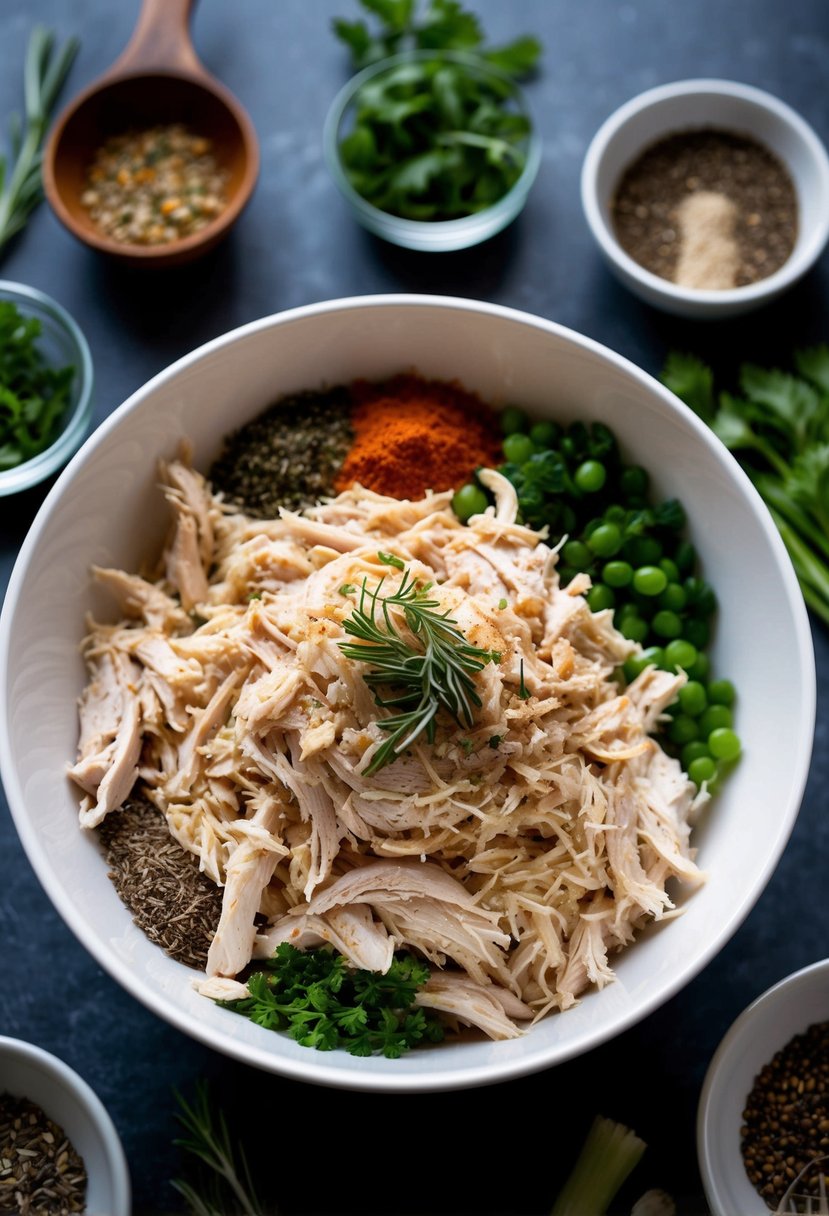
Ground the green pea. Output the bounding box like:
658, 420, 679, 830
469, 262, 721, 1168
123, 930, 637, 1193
562, 540, 592, 569
575, 460, 607, 493
669, 715, 699, 745
632, 565, 668, 596
502, 433, 535, 465
557, 566, 577, 586
640, 645, 665, 668
452, 483, 488, 522
707, 679, 736, 706
678, 680, 707, 717
688, 755, 717, 786
686, 651, 709, 682
604, 505, 626, 524
619, 615, 648, 643
500, 406, 528, 435
659, 557, 680, 583
587, 583, 615, 612
603, 560, 633, 587
587, 523, 622, 557
684, 577, 717, 616
621, 466, 649, 497
529, 419, 559, 448
708, 727, 741, 761
658, 582, 687, 612
663, 639, 698, 670
683, 617, 710, 650
681, 740, 711, 768
700, 704, 733, 736
625, 536, 662, 566
623, 655, 646, 682
651, 609, 683, 638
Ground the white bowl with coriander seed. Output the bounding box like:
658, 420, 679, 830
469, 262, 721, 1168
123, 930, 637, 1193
0, 1035, 130, 1214
581, 79, 829, 318
697, 958, 829, 1216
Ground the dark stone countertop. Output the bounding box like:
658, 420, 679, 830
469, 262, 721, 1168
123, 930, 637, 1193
0, 2, 827, 1212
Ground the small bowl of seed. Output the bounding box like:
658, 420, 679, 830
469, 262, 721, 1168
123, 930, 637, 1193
581, 79, 829, 318
698, 958, 829, 1216
0, 1035, 130, 1214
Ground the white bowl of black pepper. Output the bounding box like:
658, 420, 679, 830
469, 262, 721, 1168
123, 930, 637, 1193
581, 79, 829, 318
698, 958, 829, 1216
0, 1036, 130, 1215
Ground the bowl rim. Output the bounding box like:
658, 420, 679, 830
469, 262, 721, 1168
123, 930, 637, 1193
696, 957, 829, 1216
0, 294, 816, 1091
0, 1033, 131, 1214
322, 50, 542, 238
580, 77, 829, 307
0, 279, 94, 494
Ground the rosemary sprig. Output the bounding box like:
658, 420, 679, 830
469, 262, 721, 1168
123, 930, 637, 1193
339, 560, 501, 774
171, 1082, 264, 1216
0, 26, 79, 255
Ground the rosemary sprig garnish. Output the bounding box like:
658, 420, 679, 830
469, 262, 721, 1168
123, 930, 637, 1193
171, 1082, 264, 1216
339, 559, 501, 774
0, 26, 79, 255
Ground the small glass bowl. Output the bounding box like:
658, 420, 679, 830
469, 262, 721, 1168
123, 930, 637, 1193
323, 50, 541, 252
0, 281, 93, 495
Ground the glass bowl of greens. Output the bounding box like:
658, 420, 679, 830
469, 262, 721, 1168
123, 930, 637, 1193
0, 281, 93, 495
323, 50, 542, 251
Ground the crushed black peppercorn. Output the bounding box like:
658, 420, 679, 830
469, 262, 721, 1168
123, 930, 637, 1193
612, 128, 797, 289
741, 1021, 829, 1209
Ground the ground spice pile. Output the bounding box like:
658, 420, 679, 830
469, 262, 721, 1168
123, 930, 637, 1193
335, 374, 500, 500
741, 1020, 829, 1208
209, 386, 353, 517
612, 128, 797, 290
99, 795, 223, 969
0, 1093, 86, 1214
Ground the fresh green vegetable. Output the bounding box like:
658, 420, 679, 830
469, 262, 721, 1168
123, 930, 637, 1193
663, 347, 829, 627
0, 26, 79, 255
0, 299, 75, 468
550, 1115, 647, 1216
452, 481, 488, 521
334, 0, 541, 221
339, 564, 501, 773
220, 943, 443, 1058
172, 1082, 264, 1216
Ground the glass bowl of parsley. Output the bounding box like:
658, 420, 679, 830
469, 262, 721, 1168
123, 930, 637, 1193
323, 49, 542, 251
0, 281, 93, 495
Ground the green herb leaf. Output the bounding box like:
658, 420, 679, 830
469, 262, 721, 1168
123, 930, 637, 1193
377, 549, 406, 569
219, 944, 443, 1059
339, 582, 357, 595
661, 352, 715, 422
338, 567, 500, 773
0, 300, 75, 468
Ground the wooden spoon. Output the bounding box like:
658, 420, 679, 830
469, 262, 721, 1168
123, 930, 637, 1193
43, 0, 259, 267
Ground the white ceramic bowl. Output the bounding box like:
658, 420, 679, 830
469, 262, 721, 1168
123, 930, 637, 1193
581, 79, 829, 318
698, 959, 829, 1216
0, 1036, 130, 1215
0, 295, 815, 1092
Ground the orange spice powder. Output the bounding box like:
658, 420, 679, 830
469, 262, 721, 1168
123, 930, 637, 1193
335, 374, 500, 500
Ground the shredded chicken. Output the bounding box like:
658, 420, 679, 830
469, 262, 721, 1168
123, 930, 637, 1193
70, 459, 705, 1039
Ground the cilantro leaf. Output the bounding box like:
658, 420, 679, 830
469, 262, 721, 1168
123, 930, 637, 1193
0, 301, 75, 468
661, 352, 715, 422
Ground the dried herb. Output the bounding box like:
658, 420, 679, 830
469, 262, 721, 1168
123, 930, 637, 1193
0, 1093, 87, 1213
208, 387, 353, 517
98, 795, 223, 969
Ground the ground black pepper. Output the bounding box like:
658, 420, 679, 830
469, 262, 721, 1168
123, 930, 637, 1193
741, 1021, 829, 1209
0, 1093, 87, 1213
208, 387, 354, 517
612, 128, 797, 288
99, 795, 223, 969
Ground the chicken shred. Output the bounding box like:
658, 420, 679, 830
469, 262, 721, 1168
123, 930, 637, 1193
70, 460, 704, 1038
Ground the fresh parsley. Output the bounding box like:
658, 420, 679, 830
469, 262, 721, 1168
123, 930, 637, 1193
0, 300, 75, 469
220, 944, 444, 1059
663, 349, 829, 628
333, 0, 542, 222
338, 565, 501, 774
0, 26, 79, 255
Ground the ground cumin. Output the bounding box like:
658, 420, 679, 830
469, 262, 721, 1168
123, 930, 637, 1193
335, 374, 500, 500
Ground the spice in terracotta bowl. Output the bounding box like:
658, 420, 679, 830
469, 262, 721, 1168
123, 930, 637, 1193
0, 1092, 87, 1212
80, 122, 227, 246
741, 1020, 829, 1209
611, 129, 797, 291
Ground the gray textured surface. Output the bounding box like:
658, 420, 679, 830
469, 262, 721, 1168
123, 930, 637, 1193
0, 1, 827, 1212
